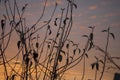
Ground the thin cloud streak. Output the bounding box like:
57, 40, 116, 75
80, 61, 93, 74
40, 0, 62, 7
89, 5, 98, 10
89, 15, 97, 19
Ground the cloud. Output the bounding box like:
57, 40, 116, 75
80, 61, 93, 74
89, 15, 97, 19
79, 26, 88, 31
56, 0, 62, 5
104, 13, 118, 18
111, 22, 120, 28
25, 13, 33, 17
89, 5, 98, 10
101, 0, 120, 5
41, 0, 62, 7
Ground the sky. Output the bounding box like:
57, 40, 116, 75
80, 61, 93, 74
0, 0, 120, 80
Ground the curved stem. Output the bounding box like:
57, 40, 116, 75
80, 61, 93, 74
99, 28, 110, 80
81, 55, 85, 80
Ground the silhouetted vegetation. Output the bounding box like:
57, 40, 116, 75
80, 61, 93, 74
0, 0, 120, 80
